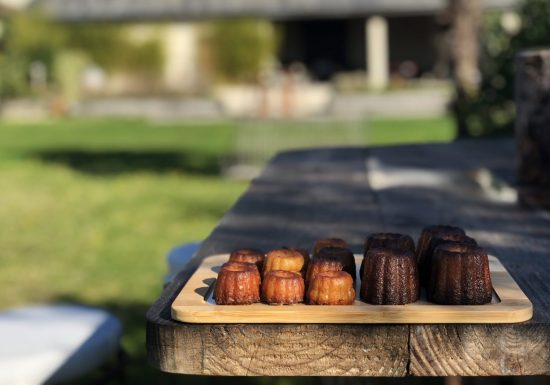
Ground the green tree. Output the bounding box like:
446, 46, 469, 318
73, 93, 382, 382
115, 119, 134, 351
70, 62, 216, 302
207, 19, 276, 83
4, 9, 65, 70
453, 0, 550, 136
0, 11, 164, 98
63, 23, 163, 75
0, 10, 65, 97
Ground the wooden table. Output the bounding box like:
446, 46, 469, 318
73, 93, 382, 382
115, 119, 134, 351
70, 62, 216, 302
146, 138, 550, 376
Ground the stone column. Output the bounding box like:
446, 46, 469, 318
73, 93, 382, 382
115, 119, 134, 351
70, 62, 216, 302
163, 23, 198, 92
366, 16, 389, 91
515, 49, 550, 207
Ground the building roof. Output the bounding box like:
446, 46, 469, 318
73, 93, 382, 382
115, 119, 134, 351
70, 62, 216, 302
38, 0, 518, 22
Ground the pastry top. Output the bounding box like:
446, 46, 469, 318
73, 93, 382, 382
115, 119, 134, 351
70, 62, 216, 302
425, 234, 477, 262
316, 247, 356, 281
221, 260, 258, 271
416, 225, 465, 260
264, 269, 302, 279
229, 248, 265, 270
364, 233, 415, 254
435, 242, 482, 255
282, 246, 310, 273
305, 254, 346, 283
219, 261, 260, 279
418, 231, 476, 287
263, 248, 306, 276
312, 238, 348, 256
283, 247, 309, 259
361, 233, 415, 279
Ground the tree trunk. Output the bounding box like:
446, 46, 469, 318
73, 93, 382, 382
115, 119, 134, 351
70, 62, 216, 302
449, 0, 481, 137
515, 49, 550, 209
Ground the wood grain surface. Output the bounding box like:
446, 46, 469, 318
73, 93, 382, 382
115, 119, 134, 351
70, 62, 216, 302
146, 139, 550, 376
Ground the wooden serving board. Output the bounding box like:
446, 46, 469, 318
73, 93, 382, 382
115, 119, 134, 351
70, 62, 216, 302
171, 254, 532, 324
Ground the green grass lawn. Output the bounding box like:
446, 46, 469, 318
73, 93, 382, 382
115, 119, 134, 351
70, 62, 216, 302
0, 116, 454, 384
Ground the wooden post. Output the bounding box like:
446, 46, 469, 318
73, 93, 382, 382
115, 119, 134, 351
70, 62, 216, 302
515, 49, 550, 207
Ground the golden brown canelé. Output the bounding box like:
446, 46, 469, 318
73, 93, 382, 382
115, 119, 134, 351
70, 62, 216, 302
317, 247, 356, 281
307, 271, 355, 305
419, 233, 477, 287
429, 243, 492, 304
228, 248, 265, 271
416, 225, 465, 262
283, 246, 310, 275
360, 233, 415, 279
263, 248, 305, 276
360, 248, 419, 305
312, 238, 348, 256
261, 270, 305, 304
214, 262, 261, 305
305, 255, 346, 285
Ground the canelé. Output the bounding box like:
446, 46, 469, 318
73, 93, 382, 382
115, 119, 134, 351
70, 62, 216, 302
360, 248, 419, 305
307, 271, 355, 305
429, 242, 492, 304
305, 255, 346, 284
360, 233, 415, 279
262, 270, 305, 305
419, 233, 477, 287
228, 248, 265, 271
416, 225, 465, 262
263, 248, 305, 276
214, 261, 261, 305
316, 247, 356, 281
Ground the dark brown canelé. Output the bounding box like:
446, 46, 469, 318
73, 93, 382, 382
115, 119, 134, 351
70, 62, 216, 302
360, 248, 419, 305
419, 233, 477, 287
429, 243, 492, 304
304, 255, 345, 285
360, 233, 415, 279
262, 270, 305, 305
312, 238, 348, 256
214, 262, 261, 305
228, 248, 265, 271
416, 225, 465, 262
307, 271, 355, 305
263, 248, 305, 276
317, 247, 356, 281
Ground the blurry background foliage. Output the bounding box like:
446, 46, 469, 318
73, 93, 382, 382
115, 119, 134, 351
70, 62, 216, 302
0, 10, 164, 98
205, 19, 277, 83
0, 13, 277, 98
454, 0, 550, 137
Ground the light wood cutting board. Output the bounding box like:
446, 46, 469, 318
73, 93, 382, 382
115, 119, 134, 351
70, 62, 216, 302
171, 254, 532, 324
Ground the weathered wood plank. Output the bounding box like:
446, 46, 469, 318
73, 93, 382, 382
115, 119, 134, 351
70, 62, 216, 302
147, 139, 550, 376
201, 324, 408, 376
410, 324, 550, 376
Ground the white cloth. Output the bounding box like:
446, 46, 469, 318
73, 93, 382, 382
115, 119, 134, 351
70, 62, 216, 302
0, 304, 122, 385
164, 242, 201, 285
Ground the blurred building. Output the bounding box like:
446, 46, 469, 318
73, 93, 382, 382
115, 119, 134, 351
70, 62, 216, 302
39, 0, 517, 94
